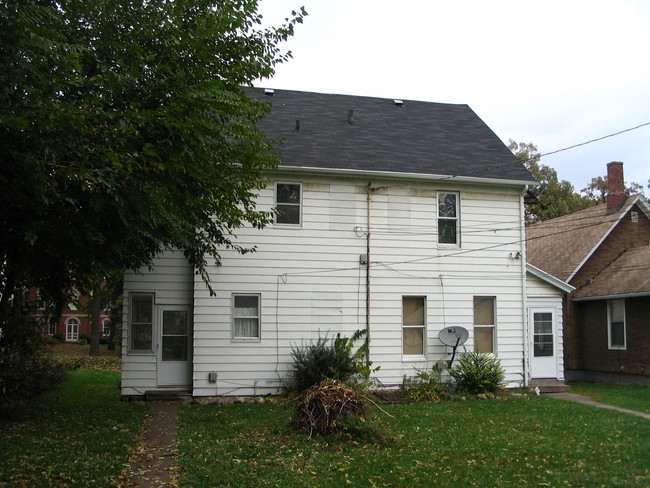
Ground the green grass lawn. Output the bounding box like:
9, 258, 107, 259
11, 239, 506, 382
569, 382, 650, 414
0, 370, 146, 488
178, 397, 650, 488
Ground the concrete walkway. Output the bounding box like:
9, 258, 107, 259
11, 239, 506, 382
546, 392, 650, 420
118, 401, 182, 488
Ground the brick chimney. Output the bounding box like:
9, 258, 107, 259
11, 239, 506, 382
606, 161, 626, 213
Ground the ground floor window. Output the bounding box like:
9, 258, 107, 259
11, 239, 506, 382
403, 296, 426, 356
232, 294, 261, 341
608, 299, 626, 350
474, 296, 496, 353
48, 322, 57, 336
130, 294, 154, 351
66, 317, 79, 342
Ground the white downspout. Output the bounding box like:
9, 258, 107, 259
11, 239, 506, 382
520, 185, 530, 387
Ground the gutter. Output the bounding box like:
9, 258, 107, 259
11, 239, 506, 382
272, 165, 538, 188
573, 291, 650, 301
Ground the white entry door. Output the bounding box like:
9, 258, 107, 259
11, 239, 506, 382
157, 306, 192, 387
529, 308, 557, 378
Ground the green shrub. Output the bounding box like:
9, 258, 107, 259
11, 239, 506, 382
78, 332, 91, 342
53, 332, 64, 342
450, 352, 505, 395
0, 314, 67, 419
286, 330, 376, 394
402, 364, 450, 402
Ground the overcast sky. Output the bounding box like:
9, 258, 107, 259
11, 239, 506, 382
257, 0, 650, 195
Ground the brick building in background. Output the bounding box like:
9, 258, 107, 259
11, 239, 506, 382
527, 162, 650, 384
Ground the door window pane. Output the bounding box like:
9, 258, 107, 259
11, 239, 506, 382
162, 336, 188, 361
533, 312, 553, 357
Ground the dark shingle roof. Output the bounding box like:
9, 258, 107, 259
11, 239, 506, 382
250, 88, 534, 183
526, 195, 648, 282
573, 246, 650, 299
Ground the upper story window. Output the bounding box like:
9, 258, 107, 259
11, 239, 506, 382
275, 182, 302, 225
438, 192, 459, 245
608, 299, 626, 350
474, 296, 496, 353
130, 294, 154, 352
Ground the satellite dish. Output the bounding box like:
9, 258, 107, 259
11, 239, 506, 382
438, 326, 469, 368
438, 327, 469, 347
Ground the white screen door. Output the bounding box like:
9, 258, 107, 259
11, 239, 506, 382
157, 306, 192, 387
530, 308, 557, 378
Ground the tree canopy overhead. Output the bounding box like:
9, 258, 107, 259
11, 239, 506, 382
0, 1, 306, 313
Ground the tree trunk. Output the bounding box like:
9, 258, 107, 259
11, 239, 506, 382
89, 282, 102, 356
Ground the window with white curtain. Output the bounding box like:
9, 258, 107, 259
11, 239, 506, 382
232, 294, 261, 341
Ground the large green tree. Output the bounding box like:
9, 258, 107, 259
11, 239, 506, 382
508, 140, 593, 223
0, 1, 305, 323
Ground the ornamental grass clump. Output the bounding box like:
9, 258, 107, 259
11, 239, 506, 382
450, 352, 505, 395
286, 330, 374, 394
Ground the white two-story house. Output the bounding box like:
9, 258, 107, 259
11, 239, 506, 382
121, 88, 570, 399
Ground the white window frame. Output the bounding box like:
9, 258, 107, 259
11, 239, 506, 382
275, 181, 302, 226
102, 319, 110, 337
130, 293, 154, 352
65, 317, 79, 342
437, 191, 460, 246
607, 299, 626, 350
231, 293, 261, 342
48, 322, 57, 336
402, 296, 427, 358
473, 296, 496, 354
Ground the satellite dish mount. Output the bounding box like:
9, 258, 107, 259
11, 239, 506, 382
437, 326, 469, 368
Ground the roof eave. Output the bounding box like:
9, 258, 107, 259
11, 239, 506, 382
275, 165, 537, 187
526, 263, 575, 293
573, 291, 650, 301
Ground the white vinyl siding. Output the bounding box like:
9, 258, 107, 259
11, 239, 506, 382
123, 176, 531, 397
121, 249, 194, 397
189, 177, 529, 395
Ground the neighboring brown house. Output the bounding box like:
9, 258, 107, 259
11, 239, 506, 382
527, 162, 650, 385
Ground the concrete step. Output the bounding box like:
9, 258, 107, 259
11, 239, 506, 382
529, 379, 571, 394
145, 390, 192, 402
